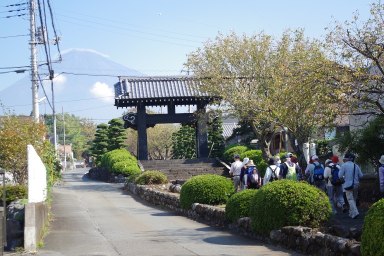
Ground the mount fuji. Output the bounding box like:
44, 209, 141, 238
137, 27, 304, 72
0, 49, 143, 122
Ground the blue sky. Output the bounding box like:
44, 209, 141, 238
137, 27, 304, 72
0, 0, 373, 91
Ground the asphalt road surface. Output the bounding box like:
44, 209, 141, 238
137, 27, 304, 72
34, 168, 299, 256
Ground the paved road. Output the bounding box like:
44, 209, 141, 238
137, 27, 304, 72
34, 168, 299, 256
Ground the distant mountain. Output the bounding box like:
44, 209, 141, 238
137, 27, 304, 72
0, 49, 143, 122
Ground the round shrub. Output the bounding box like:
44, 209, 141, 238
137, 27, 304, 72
0, 185, 27, 205
111, 161, 141, 177
249, 179, 331, 234
223, 145, 250, 162
135, 170, 168, 185
240, 150, 268, 176
361, 198, 384, 256
100, 149, 136, 169
180, 174, 234, 209
225, 189, 258, 222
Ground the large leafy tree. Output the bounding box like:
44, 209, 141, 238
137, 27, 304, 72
172, 124, 196, 159
0, 116, 47, 184
326, 1, 384, 118
185, 30, 344, 158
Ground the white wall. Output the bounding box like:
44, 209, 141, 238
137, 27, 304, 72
27, 145, 47, 203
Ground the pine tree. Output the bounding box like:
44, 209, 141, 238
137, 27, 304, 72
90, 123, 109, 165
107, 118, 127, 151
207, 111, 225, 158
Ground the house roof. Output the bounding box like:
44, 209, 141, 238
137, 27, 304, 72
222, 122, 240, 139
114, 76, 218, 107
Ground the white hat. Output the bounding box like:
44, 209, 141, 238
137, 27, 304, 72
242, 157, 250, 165
311, 155, 319, 161
379, 155, 384, 165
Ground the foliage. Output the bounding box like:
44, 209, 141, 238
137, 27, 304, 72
225, 189, 258, 222
147, 124, 178, 160
222, 145, 250, 163
207, 110, 226, 158
0, 116, 46, 184
240, 150, 268, 176
171, 124, 196, 159
326, 1, 384, 117
249, 180, 331, 234
135, 170, 168, 185
227, 120, 256, 145
100, 148, 136, 170
0, 184, 27, 205
40, 140, 62, 188
44, 113, 96, 159
185, 30, 345, 158
111, 161, 141, 177
315, 139, 333, 159
107, 118, 127, 151
336, 116, 384, 169
361, 198, 384, 256
180, 174, 234, 209
90, 123, 109, 166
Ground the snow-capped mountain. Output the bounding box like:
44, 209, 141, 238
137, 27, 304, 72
0, 49, 143, 122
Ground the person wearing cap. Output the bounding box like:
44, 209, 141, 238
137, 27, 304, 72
279, 152, 300, 180
379, 155, 384, 198
339, 153, 363, 219
229, 154, 243, 192
264, 157, 281, 185
305, 155, 326, 191
324, 157, 344, 213
246, 160, 262, 189
240, 157, 250, 190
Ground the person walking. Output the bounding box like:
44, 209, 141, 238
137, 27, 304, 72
229, 154, 243, 192
264, 157, 280, 185
246, 160, 262, 189
324, 157, 344, 214
379, 155, 384, 198
240, 157, 249, 190
305, 155, 326, 191
280, 152, 300, 180
339, 153, 363, 219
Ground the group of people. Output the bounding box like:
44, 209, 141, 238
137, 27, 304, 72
230, 152, 384, 219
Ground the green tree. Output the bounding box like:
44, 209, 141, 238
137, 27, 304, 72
326, 1, 384, 117
207, 110, 225, 158
185, 30, 344, 158
90, 123, 109, 165
0, 116, 46, 184
336, 116, 384, 170
172, 124, 196, 159
107, 118, 127, 150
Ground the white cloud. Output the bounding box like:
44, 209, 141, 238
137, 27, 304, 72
90, 82, 114, 103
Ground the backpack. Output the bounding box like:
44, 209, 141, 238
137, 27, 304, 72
269, 166, 278, 182
312, 163, 324, 181
330, 165, 343, 186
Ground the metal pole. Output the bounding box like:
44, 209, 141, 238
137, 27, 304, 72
52, 80, 57, 152
2, 171, 6, 253
30, 0, 39, 123
63, 108, 66, 171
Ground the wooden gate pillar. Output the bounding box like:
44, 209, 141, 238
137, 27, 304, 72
137, 103, 148, 160
196, 102, 208, 158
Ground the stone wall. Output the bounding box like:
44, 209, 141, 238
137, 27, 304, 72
125, 182, 361, 256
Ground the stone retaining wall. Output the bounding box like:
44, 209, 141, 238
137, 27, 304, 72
125, 182, 361, 256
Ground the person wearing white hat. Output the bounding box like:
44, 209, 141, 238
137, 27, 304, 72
379, 155, 384, 198
305, 155, 326, 191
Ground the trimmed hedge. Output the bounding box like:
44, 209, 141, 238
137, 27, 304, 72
111, 161, 141, 176
249, 179, 331, 234
0, 184, 27, 205
180, 174, 234, 209
361, 198, 384, 256
222, 145, 250, 163
100, 149, 136, 170
240, 149, 268, 176
225, 189, 258, 222
135, 170, 168, 185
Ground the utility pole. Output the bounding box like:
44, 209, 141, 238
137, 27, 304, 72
62, 107, 66, 171
30, 0, 39, 123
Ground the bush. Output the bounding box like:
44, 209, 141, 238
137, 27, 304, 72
180, 174, 234, 209
240, 150, 268, 176
100, 149, 136, 170
111, 161, 141, 177
225, 189, 258, 222
0, 184, 27, 205
222, 145, 250, 162
361, 198, 384, 256
135, 170, 168, 185
249, 179, 331, 234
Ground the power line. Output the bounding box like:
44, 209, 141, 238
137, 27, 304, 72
0, 34, 28, 39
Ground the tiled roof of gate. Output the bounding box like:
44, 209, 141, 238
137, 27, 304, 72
114, 76, 217, 107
